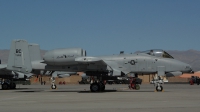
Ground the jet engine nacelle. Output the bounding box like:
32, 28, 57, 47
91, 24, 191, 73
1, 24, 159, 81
165, 71, 182, 77
43, 48, 86, 65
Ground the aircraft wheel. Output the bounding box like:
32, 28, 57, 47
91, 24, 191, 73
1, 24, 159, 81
2, 83, 9, 90
156, 86, 163, 91
90, 83, 100, 92
135, 84, 140, 90
197, 81, 199, 85
10, 83, 16, 89
51, 85, 57, 89
101, 85, 105, 91
99, 82, 105, 91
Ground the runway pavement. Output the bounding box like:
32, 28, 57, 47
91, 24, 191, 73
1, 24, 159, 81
0, 84, 199, 112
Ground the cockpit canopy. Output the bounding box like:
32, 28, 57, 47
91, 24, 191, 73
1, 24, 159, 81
140, 49, 174, 59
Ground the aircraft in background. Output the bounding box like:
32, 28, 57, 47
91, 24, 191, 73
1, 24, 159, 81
0, 42, 38, 89
7, 40, 193, 92
0, 59, 32, 90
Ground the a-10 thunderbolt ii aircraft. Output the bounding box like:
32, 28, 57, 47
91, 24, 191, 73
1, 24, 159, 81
7, 40, 193, 92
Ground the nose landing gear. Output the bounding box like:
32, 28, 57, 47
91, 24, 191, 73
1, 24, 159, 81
51, 77, 57, 89
153, 75, 164, 92
155, 83, 163, 92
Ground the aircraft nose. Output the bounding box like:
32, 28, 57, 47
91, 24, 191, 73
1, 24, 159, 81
183, 63, 193, 73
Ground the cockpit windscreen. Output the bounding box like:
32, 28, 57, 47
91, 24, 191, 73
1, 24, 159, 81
140, 49, 174, 59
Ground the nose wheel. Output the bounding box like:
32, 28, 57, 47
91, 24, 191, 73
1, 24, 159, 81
153, 76, 164, 92
156, 85, 163, 91
154, 83, 163, 92
51, 84, 57, 89
51, 77, 57, 89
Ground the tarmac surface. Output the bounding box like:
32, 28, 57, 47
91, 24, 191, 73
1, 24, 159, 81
0, 84, 200, 112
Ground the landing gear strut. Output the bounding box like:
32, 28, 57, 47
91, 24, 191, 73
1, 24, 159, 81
153, 75, 164, 92
51, 77, 57, 89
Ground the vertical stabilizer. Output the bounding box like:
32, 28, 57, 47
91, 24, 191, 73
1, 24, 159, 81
7, 40, 32, 73
28, 44, 42, 61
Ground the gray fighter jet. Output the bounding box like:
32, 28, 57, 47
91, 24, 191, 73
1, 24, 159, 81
7, 40, 193, 92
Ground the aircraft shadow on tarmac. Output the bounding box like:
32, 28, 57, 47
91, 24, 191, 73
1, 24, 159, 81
13, 89, 159, 93
78, 90, 156, 93
0, 88, 29, 90
15, 90, 43, 92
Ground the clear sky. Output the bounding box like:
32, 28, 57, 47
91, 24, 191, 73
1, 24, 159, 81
0, 0, 200, 56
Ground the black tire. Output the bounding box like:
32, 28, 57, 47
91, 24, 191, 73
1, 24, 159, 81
108, 82, 112, 85
2, 83, 9, 90
101, 85, 105, 91
135, 84, 140, 90
10, 83, 16, 89
156, 86, 163, 91
90, 83, 100, 92
51, 85, 57, 89
99, 82, 105, 91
